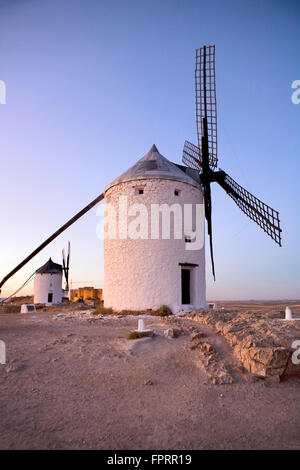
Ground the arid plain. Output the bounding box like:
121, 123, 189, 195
0, 301, 299, 450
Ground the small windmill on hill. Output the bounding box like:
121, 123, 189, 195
182, 45, 281, 279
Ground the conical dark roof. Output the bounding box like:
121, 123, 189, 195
105, 144, 201, 192
36, 258, 62, 274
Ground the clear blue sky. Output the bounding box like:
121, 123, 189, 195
0, 0, 299, 300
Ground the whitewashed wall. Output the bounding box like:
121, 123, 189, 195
104, 178, 206, 313
34, 273, 63, 305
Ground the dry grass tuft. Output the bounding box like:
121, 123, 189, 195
126, 330, 153, 340
92, 305, 172, 317
92, 306, 113, 316
152, 305, 172, 317
118, 310, 140, 316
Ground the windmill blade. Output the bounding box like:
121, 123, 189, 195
67, 241, 71, 270
182, 140, 218, 171
182, 141, 202, 170
195, 45, 218, 166
215, 170, 282, 246
66, 241, 71, 291
62, 248, 66, 269
62, 248, 68, 283
203, 182, 216, 281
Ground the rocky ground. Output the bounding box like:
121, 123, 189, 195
0, 302, 299, 450
183, 305, 300, 381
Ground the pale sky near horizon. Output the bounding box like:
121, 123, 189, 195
0, 0, 299, 300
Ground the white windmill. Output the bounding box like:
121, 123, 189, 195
33, 258, 63, 305
0, 46, 282, 313
104, 144, 206, 312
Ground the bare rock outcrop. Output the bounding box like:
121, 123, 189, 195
190, 338, 234, 385
186, 310, 300, 381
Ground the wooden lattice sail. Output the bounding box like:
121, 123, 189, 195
182, 45, 281, 279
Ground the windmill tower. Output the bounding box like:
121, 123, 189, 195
104, 144, 206, 313
33, 258, 63, 305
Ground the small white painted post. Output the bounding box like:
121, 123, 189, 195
285, 306, 293, 320
138, 319, 145, 332
0, 340, 6, 364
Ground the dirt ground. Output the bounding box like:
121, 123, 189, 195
0, 302, 300, 450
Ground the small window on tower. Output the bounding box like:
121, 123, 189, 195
135, 187, 145, 195
174, 189, 181, 196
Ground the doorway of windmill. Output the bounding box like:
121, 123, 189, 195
48, 293, 53, 303
181, 269, 190, 304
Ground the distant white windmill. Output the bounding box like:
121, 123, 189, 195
34, 258, 63, 305
33, 242, 70, 305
